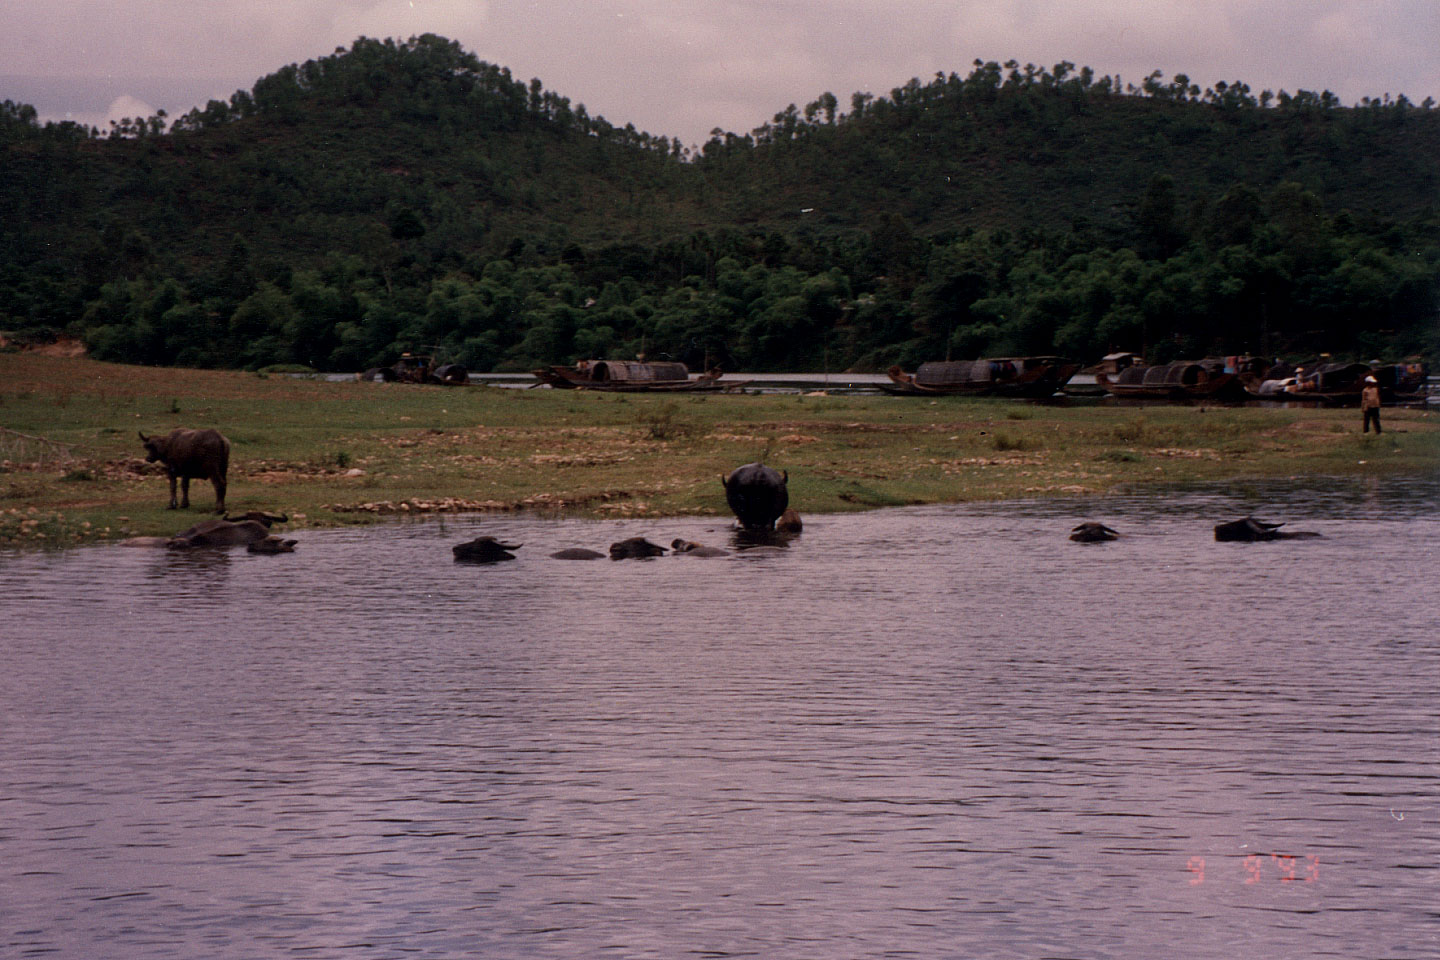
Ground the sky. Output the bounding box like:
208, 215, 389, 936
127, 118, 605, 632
3, 0, 1438, 146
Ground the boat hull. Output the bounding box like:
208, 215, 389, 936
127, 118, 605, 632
1097, 373, 1246, 400
533, 365, 744, 392
884, 358, 1080, 398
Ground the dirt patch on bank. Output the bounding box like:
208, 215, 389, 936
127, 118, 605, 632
0, 335, 87, 357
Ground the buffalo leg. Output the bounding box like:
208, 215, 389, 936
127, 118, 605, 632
167, 474, 179, 509
212, 475, 227, 513
179, 476, 190, 509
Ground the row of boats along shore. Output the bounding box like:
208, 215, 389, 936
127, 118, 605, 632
528, 353, 1429, 404
366, 351, 1429, 403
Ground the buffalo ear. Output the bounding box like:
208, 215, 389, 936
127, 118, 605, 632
720, 473, 729, 489
138, 431, 148, 441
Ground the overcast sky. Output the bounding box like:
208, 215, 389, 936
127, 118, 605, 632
3, 1, 1437, 144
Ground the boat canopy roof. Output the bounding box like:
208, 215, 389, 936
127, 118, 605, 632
1116, 361, 1208, 386
913, 357, 1068, 386
590, 360, 690, 382
915, 361, 996, 385
1310, 362, 1370, 391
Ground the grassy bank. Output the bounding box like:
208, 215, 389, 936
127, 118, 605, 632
2, 354, 1435, 548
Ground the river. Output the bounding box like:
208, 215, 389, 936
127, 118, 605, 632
2, 477, 1436, 959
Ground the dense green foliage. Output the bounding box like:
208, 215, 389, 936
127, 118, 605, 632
3, 36, 1437, 371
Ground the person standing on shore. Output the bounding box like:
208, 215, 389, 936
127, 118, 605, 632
1360, 375, 1382, 434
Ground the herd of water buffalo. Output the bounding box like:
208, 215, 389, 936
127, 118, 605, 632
127, 427, 1319, 556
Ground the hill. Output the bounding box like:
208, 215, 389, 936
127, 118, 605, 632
2, 35, 1437, 372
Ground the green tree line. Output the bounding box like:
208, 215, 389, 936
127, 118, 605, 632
2, 36, 1437, 370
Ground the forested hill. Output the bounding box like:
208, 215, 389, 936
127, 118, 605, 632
3, 34, 1438, 373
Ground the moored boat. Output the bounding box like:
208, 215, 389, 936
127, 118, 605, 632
1244, 358, 1429, 404
1374, 360, 1431, 402
358, 353, 469, 385
1243, 360, 1366, 404
533, 360, 745, 392
1085, 351, 1145, 378
882, 356, 1081, 397
1096, 357, 1247, 400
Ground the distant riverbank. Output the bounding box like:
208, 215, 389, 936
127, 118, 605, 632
3, 354, 1436, 548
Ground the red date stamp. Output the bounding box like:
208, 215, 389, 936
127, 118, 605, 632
1187, 854, 1320, 886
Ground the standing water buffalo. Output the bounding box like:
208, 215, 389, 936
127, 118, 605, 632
721, 462, 789, 530
139, 428, 230, 512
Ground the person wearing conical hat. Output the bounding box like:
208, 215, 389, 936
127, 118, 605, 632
1360, 375, 1382, 434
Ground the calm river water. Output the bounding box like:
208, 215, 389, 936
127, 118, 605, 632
2, 478, 1437, 959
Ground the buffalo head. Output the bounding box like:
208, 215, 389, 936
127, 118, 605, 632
453, 536, 522, 563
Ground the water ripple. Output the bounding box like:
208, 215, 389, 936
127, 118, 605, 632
2, 478, 1437, 958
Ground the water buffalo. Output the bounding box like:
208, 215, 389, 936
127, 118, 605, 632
1070, 522, 1119, 542
225, 511, 287, 526
453, 536, 521, 563
721, 462, 789, 530
168, 517, 272, 549
1214, 517, 1322, 542
247, 536, 298, 554
671, 539, 730, 557
550, 547, 606, 560
139, 428, 230, 512
115, 512, 285, 549
609, 537, 667, 559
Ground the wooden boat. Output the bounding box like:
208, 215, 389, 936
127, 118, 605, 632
1245, 359, 1429, 405
1374, 360, 1431, 402
1084, 351, 1145, 377
533, 360, 745, 392
1243, 360, 1367, 404
882, 356, 1081, 397
358, 353, 469, 385
1097, 358, 1247, 400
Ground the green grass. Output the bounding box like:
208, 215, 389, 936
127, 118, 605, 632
2, 354, 1436, 547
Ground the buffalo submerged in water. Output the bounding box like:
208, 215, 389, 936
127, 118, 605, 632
1069, 521, 1119, 543
609, 537, 668, 560
453, 536, 522, 563
721, 462, 789, 531
168, 511, 289, 549
1214, 517, 1322, 542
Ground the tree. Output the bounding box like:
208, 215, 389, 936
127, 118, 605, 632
1135, 174, 1184, 259
1206, 184, 1264, 247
